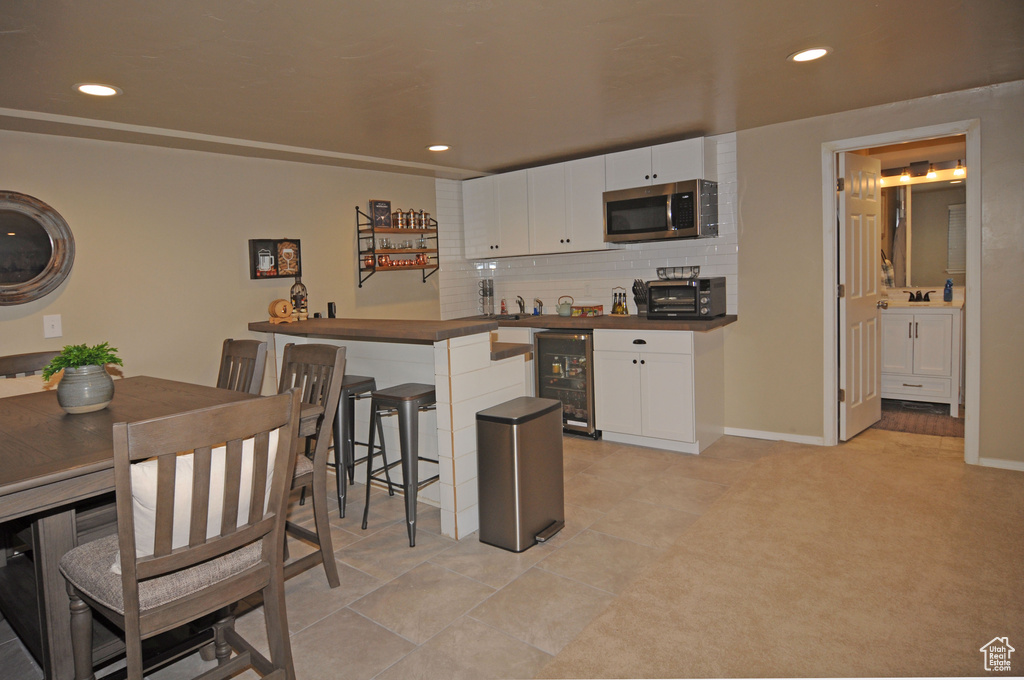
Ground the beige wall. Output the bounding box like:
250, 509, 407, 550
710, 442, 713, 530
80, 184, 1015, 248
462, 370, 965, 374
0, 131, 440, 386
728, 81, 1024, 463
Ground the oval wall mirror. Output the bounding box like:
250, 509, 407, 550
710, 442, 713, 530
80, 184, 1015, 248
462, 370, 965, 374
0, 191, 75, 305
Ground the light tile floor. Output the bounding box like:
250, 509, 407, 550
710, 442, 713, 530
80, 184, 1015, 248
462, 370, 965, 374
0, 431, 962, 680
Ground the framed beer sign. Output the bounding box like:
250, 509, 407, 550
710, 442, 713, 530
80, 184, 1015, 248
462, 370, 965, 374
248, 238, 302, 279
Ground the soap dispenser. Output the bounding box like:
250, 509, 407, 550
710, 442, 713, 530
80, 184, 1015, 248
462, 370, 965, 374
943, 279, 953, 302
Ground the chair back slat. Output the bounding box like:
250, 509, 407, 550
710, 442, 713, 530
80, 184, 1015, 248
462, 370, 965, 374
216, 339, 268, 395
249, 432, 270, 524
0, 350, 60, 378
152, 456, 178, 557
220, 439, 244, 535
189, 447, 213, 547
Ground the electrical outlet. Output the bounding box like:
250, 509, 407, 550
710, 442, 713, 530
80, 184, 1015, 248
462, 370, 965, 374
43, 314, 62, 338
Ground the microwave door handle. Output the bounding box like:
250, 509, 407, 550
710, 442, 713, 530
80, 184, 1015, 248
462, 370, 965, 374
666, 195, 673, 231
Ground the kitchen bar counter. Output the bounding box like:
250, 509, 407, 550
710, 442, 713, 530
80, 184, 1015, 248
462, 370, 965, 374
465, 313, 737, 332
248, 317, 498, 344
250, 318, 529, 540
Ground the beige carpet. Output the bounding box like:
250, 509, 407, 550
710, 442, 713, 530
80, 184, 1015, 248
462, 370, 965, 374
541, 433, 1024, 678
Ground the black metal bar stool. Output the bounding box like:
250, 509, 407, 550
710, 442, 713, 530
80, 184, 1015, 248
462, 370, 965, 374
329, 374, 390, 517
361, 382, 439, 546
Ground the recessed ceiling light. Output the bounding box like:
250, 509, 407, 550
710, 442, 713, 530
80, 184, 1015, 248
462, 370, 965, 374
787, 47, 831, 63
427, 145, 450, 152
76, 83, 122, 97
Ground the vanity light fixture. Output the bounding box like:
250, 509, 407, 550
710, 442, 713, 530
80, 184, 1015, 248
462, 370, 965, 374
75, 83, 122, 97
899, 168, 911, 183
953, 160, 965, 176
926, 164, 937, 179
427, 144, 450, 152
787, 47, 831, 62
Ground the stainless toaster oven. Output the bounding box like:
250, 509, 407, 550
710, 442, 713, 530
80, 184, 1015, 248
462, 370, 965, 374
646, 277, 726, 319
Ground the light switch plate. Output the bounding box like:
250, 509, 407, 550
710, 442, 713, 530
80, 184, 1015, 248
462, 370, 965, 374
43, 314, 62, 338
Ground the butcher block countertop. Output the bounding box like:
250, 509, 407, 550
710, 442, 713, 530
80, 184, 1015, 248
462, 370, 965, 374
249, 317, 498, 344
475, 313, 737, 332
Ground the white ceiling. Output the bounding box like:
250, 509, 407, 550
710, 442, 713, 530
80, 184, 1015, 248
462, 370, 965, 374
1, 1, 1022, 179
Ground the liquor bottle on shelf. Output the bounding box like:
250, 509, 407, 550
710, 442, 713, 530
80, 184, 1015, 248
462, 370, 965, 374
290, 277, 308, 320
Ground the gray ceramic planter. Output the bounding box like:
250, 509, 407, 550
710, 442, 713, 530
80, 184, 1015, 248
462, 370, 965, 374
56, 365, 115, 414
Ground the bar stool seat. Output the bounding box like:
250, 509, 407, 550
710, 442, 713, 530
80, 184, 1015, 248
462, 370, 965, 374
330, 374, 386, 517
362, 383, 438, 546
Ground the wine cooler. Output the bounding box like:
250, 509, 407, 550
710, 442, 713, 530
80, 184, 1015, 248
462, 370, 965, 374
533, 330, 598, 437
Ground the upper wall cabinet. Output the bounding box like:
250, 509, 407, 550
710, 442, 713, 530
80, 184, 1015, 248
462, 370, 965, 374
604, 138, 705, 192
463, 137, 708, 260
463, 171, 530, 259
527, 156, 609, 256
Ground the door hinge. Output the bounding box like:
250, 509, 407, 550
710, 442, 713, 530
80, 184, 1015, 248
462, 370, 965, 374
837, 283, 845, 298
837, 177, 845, 192
838, 388, 846, 403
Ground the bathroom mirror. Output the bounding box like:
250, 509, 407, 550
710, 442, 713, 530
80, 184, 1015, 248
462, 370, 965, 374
0, 191, 75, 305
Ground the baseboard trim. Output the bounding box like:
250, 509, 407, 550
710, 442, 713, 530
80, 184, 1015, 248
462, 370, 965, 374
976, 457, 1024, 472
723, 427, 826, 447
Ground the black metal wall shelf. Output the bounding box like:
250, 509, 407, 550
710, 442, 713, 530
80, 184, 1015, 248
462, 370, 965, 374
356, 206, 439, 288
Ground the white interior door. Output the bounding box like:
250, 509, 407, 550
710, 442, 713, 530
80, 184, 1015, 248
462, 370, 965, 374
839, 152, 882, 440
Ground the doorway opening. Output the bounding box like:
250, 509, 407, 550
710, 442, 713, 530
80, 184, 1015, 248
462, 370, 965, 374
822, 120, 980, 462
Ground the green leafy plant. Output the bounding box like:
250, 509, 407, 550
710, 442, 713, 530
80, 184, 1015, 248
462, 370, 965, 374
42, 342, 124, 381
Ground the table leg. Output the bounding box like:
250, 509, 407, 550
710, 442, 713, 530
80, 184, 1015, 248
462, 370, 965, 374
32, 509, 76, 680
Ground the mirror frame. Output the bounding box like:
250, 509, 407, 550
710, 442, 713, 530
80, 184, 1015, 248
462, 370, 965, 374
0, 191, 75, 306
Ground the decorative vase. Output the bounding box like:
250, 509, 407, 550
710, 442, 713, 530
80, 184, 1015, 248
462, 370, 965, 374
56, 365, 115, 414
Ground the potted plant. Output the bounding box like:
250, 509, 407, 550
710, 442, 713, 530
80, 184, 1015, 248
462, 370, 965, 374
43, 342, 123, 414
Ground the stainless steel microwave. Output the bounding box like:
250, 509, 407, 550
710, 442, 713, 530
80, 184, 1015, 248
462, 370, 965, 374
646, 277, 726, 319
603, 179, 718, 243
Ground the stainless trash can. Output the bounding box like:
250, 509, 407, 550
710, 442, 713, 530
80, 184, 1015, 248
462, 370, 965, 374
476, 396, 565, 552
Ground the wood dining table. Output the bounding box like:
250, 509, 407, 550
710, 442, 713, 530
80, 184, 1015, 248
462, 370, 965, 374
0, 375, 320, 680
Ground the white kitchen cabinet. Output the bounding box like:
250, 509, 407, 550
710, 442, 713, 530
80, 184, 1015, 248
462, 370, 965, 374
604, 138, 705, 191
462, 175, 498, 259
462, 171, 530, 258
565, 155, 609, 252
527, 156, 609, 255
880, 306, 962, 416
527, 163, 568, 254
593, 328, 722, 453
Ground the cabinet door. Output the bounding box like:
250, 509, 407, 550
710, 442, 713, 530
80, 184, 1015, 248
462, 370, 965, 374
496, 170, 530, 257
881, 312, 914, 374
566, 155, 609, 252
913, 314, 953, 377
594, 350, 642, 436
651, 138, 704, 184
463, 175, 498, 259
640, 352, 695, 442
528, 163, 569, 255
604, 147, 654, 191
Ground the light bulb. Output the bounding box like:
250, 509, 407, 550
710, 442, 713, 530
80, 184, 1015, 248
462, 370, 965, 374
953, 160, 965, 176
900, 169, 911, 183
926, 164, 937, 179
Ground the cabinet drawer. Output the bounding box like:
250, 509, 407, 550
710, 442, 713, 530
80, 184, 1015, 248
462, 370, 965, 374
593, 329, 693, 354
881, 374, 951, 399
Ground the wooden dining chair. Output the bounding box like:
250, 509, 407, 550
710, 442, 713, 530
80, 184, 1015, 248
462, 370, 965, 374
0, 350, 59, 378
277, 343, 346, 588
59, 389, 302, 680
216, 338, 268, 394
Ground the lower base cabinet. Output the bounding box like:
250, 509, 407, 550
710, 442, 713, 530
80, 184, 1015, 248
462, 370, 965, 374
880, 306, 962, 416
593, 328, 723, 454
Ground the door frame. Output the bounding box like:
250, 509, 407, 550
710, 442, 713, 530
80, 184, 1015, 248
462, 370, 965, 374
821, 119, 981, 463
